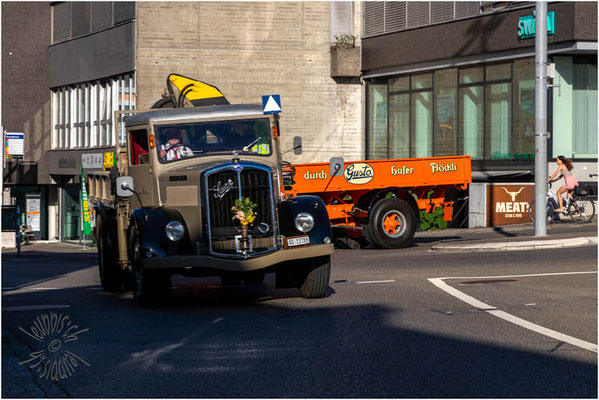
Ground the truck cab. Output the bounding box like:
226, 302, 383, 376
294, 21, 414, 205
90, 104, 333, 305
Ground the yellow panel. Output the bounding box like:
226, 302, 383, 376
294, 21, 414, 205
168, 75, 225, 100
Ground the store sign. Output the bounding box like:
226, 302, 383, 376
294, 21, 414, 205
518, 11, 555, 40
82, 153, 104, 169
487, 184, 534, 226
5, 132, 24, 159
26, 193, 41, 239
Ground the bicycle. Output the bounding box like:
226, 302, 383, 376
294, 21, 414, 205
528, 182, 595, 223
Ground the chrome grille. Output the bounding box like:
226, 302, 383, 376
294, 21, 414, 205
205, 165, 276, 256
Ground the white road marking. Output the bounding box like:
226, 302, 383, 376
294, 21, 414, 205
432, 270, 597, 280
356, 280, 396, 284
2, 305, 71, 311
428, 271, 598, 353
30, 287, 59, 290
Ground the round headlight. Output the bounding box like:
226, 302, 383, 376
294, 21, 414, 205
295, 212, 315, 233
165, 221, 185, 241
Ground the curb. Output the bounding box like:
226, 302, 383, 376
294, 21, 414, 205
431, 236, 598, 253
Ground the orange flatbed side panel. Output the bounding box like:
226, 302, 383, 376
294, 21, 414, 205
286, 155, 472, 196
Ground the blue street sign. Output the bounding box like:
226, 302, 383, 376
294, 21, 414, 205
262, 95, 282, 114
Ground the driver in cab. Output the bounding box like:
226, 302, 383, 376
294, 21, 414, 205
160, 128, 193, 161
228, 122, 270, 155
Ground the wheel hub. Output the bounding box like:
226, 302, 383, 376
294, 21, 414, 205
382, 211, 407, 238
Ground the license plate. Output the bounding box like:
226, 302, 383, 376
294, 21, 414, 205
286, 235, 310, 248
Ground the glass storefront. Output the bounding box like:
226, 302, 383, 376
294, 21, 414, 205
367, 55, 597, 163
366, 58, 535, 161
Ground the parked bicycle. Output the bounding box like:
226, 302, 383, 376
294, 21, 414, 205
528, 182, 595, 223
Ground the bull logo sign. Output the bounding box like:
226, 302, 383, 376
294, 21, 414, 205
488, 184, 534, 226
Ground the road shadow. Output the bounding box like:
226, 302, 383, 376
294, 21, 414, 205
1, 248, 97, 291
2, 280, 597, 398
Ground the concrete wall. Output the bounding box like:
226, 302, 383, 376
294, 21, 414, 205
136, 1, 364, 163
1, 2, 52, 185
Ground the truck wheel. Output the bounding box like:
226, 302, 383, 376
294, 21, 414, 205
298, 256, 330, 299
96, 214, 122, 292
130, 227, 171, 306
364, 198, 416, 249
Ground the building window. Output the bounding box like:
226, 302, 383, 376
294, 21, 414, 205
389, 76, 410, 158
330, 2, 353, 43
366, 58, 536, 162
411, 73, 433, 157
362, 2, 534, 38
552, 56, 598, 159
513, 58, 535, 159
51, 73, 136, 150
366, 82, 388, 159
52, 2, 135, 44
572, 59, 598, 158
485, 83, 511, 159
434, 68, 458, 156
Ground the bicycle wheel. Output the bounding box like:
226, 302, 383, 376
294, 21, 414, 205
528, 200, 556, 223
567, 196, 595, 223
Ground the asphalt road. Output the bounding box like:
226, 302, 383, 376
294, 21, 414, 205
2, 230, 597, 398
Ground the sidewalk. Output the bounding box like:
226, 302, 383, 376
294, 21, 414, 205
2, 241, 97, 260
425, 221, 598, 253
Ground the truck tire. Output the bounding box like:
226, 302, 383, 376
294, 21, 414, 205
363, 198, 416, 249
96, 214, 123, 292
130, 227, 171, 306
298, 256, 330, 299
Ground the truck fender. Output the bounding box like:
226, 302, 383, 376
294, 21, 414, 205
357, 188, 420, 222
278, 196, 333, 246
129, 207, 194, 259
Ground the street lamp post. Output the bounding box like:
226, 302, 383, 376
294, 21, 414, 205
534, 1, 548, 236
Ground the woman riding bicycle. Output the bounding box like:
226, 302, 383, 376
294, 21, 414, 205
547, 155, 578, 213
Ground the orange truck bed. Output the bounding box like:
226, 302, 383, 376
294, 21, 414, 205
283, 155, 472, 248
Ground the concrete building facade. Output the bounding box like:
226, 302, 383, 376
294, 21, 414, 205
134, 1, 363, 164
2, 2, 55, 241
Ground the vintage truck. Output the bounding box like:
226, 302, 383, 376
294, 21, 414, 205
87, 78, 334, 305
283, 155, 472, 249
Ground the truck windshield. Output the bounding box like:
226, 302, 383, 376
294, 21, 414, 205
156, 118, 271, 163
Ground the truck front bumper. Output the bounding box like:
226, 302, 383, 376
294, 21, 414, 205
143, 244, 334, 272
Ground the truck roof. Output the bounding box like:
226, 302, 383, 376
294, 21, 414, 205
125, 104, 264, 126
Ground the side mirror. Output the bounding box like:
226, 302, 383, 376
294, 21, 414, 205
329, 157, 344, 177
293, 136, 302, 155
116, 176, 135, 197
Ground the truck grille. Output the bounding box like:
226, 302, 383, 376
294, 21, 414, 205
205, 164, 276, 256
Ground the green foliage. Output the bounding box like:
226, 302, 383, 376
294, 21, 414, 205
334, 34, 357, 49
419, 207, 448, 231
